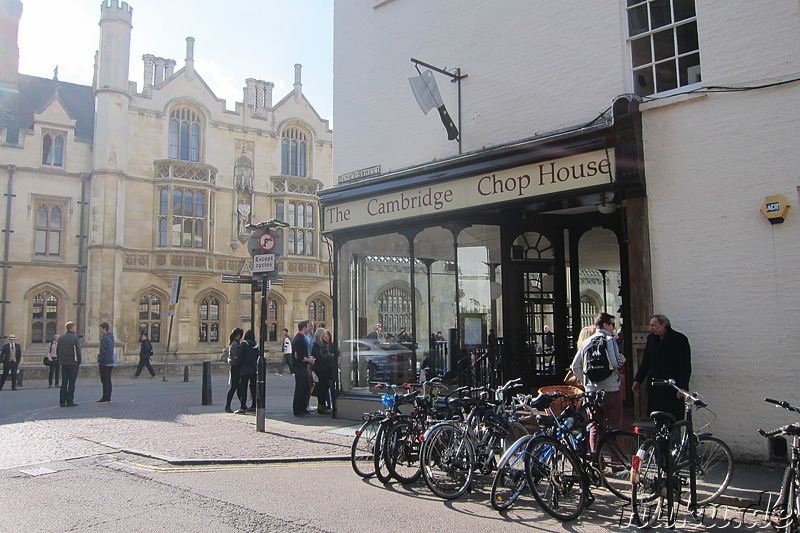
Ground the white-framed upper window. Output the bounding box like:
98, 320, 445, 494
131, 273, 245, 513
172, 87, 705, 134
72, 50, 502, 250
34, 200, 66, 258
41, 131, 65, 167
157, 186, 208, 249
277, 200, 315, 256
169, 106, 202, 162
627, 0, 700, 97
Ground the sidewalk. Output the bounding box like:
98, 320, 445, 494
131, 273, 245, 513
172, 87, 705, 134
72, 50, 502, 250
3, 376, 786, 511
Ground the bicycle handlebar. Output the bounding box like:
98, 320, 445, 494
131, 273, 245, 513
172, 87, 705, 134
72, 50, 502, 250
652, 378, 707, 408
765, 397, 800, 414
759, 424, 800, 438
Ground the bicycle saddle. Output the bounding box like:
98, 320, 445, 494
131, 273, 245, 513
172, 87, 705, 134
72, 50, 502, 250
529, 393, 559, 411
649, 410, 676, 425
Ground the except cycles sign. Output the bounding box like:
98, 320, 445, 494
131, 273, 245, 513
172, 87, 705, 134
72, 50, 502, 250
253, 253, 276, 273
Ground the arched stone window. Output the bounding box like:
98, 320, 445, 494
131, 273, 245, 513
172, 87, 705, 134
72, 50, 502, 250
267, 299, 279, 342
377, 287, 411, 336
169, 106, 202, 162
31, 290, 59, 344
198, 297, 221, 343
309, 299, 326, 325
138, 293, 162, 342
281, 126, 307, 177
42, 131, 65, 167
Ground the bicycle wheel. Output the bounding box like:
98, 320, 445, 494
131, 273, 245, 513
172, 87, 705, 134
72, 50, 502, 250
421, 422, 475, 500
677, 435, 734, 506
596, 430, 640, 501
351, 418, 380, 477
385, 419, 422, 484
773, 467, 800, 533
373, 420, 393, 483
491, 435, 534, 511
631, 439, 678, 528
525, 435, 588, 522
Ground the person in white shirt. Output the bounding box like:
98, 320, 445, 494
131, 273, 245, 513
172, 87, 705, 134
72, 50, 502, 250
277, 328, 293, 375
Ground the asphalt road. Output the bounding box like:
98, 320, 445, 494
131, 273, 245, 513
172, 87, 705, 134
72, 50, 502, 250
0, 375, 776, 532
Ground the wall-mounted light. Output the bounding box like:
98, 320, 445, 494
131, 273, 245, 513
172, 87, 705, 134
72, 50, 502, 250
761, 195, 790, 224
596, 192, 618, 214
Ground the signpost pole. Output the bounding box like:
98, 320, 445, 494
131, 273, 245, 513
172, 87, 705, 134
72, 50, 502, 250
256, 275, 268, 432
162, 275, 181, 382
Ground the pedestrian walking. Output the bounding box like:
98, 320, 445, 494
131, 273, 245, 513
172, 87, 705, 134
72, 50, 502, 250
97, 322, 115, 403
135, 333, 156, 378
276, 328, 293, 375
235, 330, 258, 414
0, 334, 21, 391
46, 334, 60, 388
56, 322, 81, 407
224, 328, 243, 413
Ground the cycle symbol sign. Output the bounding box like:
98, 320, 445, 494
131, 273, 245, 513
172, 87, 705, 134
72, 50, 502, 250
258, 232, 276, 252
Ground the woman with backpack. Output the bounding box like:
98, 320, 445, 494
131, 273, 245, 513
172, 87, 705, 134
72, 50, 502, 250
224, 328, 244, 413
235, 330, 259, 414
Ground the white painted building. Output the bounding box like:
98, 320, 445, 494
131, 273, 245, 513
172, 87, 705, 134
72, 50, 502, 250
324, 0, 800, 458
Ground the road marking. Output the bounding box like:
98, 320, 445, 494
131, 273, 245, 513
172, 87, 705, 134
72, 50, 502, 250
112, 458, 351, 473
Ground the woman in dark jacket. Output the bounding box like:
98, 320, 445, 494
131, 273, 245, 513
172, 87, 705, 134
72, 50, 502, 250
311, 328, 334, 414
235, 330, 259, 414
225, 328, 244, 413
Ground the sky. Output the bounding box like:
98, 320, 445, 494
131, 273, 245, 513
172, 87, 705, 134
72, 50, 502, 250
16, 0, 334, 123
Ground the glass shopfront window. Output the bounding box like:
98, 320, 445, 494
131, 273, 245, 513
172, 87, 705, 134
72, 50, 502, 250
336, 225, 504, 394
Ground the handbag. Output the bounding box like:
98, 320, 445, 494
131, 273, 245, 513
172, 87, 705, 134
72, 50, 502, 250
43, 357, 52, 367
563, 368, 584, 390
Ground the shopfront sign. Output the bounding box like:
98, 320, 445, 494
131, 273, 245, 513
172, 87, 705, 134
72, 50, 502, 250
324, 149, 614, 231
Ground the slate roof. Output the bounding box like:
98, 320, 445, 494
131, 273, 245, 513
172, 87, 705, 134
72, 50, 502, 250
0, 74, 94, 144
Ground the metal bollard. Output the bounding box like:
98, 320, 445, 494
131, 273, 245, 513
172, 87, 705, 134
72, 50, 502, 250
256, 354, 266, 432
183, 365, 189, 382
201, 360, 212, 405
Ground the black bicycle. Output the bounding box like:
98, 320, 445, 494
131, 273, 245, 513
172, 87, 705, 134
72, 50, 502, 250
759, 397, 800, 533
630, 379, 734, 528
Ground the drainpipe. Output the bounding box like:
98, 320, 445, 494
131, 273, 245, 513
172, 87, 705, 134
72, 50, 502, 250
0, 165, 14, 335
75, 173, 89, 334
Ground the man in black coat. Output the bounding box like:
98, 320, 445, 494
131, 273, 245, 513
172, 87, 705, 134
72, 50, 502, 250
291, 320, 315, 417
632, 314, 692, 420
0, 334, 21, 390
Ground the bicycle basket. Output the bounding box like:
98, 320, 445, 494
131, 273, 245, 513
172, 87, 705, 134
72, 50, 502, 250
537, 385, 583, 415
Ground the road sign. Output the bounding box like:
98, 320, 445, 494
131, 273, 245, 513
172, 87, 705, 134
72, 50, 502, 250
258, 232, 276, 252
248, 228, 283, 258
168, 276, 181, 317
221, 275, 256, 284
253, 253, 276, 273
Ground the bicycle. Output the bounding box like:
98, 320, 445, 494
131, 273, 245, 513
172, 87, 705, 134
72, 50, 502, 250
382, 377, 451, 484
553, 390, 641, 502
350, 382, 416, 479
372, 383, 419, 483
351, 410, 385, 478
420, 378, 528, 500
630, 379, 734, 528
758, 397, 800, 533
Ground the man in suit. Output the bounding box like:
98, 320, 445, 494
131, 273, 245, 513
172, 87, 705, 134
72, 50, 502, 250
56, 322, 82, 407
0, 335, 21, 390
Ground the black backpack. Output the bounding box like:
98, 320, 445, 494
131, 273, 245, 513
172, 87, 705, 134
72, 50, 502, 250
582, 334, 613, 382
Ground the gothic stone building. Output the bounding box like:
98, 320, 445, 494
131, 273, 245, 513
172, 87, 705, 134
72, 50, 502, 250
0, 0, 333, 361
